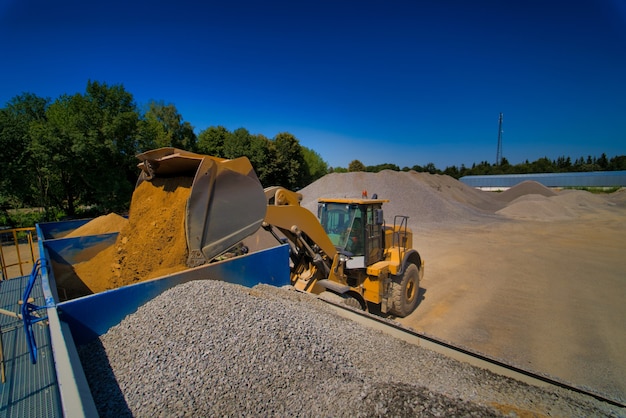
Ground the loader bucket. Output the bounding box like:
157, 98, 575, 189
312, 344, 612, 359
136, 148, 267, 267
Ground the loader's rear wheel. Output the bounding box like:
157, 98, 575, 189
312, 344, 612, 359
389, 263, 420, 317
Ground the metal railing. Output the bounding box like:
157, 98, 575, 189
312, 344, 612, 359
0, 228, 37, 280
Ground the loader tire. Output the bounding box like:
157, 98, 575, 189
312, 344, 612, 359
389, 263, 420, 317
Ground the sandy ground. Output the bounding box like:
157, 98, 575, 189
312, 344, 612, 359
397, 208, 626, 404
0, 241, 38, 280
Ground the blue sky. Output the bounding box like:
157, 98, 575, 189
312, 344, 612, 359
1, 0, 625, 169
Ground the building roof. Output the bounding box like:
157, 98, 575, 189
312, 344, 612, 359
459, 171, 626, 188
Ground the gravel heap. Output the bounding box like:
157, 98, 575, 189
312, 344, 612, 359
299, 172, 622, 227
77, 280, 620, 417
298, 171, 503, 227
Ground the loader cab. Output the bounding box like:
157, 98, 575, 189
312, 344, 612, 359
317, 198, 387, 269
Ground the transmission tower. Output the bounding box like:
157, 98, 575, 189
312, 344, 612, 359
496, 113, 503, 165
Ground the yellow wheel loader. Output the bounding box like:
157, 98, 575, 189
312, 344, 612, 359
263, 187, 424, 317
136, 148, 424, 317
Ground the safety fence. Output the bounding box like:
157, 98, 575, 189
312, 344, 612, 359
0, 228, 37, 280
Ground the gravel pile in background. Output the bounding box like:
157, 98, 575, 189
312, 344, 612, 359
77, 280, 621, 417
299, 171, 501, 227
299, 172, 623, 228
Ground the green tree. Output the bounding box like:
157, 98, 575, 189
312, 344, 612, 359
29, 81, 139, 216
470, 161, 492, 175
197, 125, 229, 157
348, 160, 366, 172
443, 165, 459, 178
555, 156, 572, 171
138, 101, 196, 152
301, 146, 328, 185
597, 153, 609, 170
248, 133, 275, 187
223, 127, 252, 159
81, 81, 139, 211
29, 93, 86, 215
609, 155, 626, 170
218, 127, 277, 187
530, 157, 556, 173
424, 162, 437, 174
0, 93, 49, 214
367, 163, 400, 173
272, 132, 307, 189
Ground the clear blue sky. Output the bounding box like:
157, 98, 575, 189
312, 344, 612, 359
1, 0, 625, 169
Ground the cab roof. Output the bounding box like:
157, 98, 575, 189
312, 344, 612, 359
318, 197, 389, 205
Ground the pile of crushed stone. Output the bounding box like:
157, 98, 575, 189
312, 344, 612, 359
299, 173, 622, 225
77, 280, 620, 417
299, 171, 503, 226
492, 180, 557, 202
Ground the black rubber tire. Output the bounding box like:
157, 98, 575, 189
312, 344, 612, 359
389, 263, 420, 317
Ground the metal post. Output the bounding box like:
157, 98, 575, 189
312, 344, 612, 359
496, 113, 503, 166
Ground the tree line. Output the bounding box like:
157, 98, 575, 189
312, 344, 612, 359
1, 80, 623, 226
0, 81, 327, 225
343, 153, 626, 178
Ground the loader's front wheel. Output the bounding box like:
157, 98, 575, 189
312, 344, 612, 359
389, 263, 420, 317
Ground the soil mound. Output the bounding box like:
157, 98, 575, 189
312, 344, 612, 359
65, 213, 128, 238
497, 188, 615, 221
608, 187, 626, 206
496, 195, 575, 221
556, 189, 610, 207
494, 181, 557, 203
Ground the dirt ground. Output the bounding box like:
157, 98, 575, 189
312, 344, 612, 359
298, 173, 626, 405
396, 205, 626, 404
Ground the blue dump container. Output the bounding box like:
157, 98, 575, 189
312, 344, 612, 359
5, 219, 289, 417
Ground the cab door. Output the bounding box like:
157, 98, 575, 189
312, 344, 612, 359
364, 205, 383, 266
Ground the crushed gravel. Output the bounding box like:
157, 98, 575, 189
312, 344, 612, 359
299, 171, 504, 227
77, 280, 623, 417
299, 173, 623, 227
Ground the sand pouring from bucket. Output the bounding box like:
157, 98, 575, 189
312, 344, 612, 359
136, 148, 267, 267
